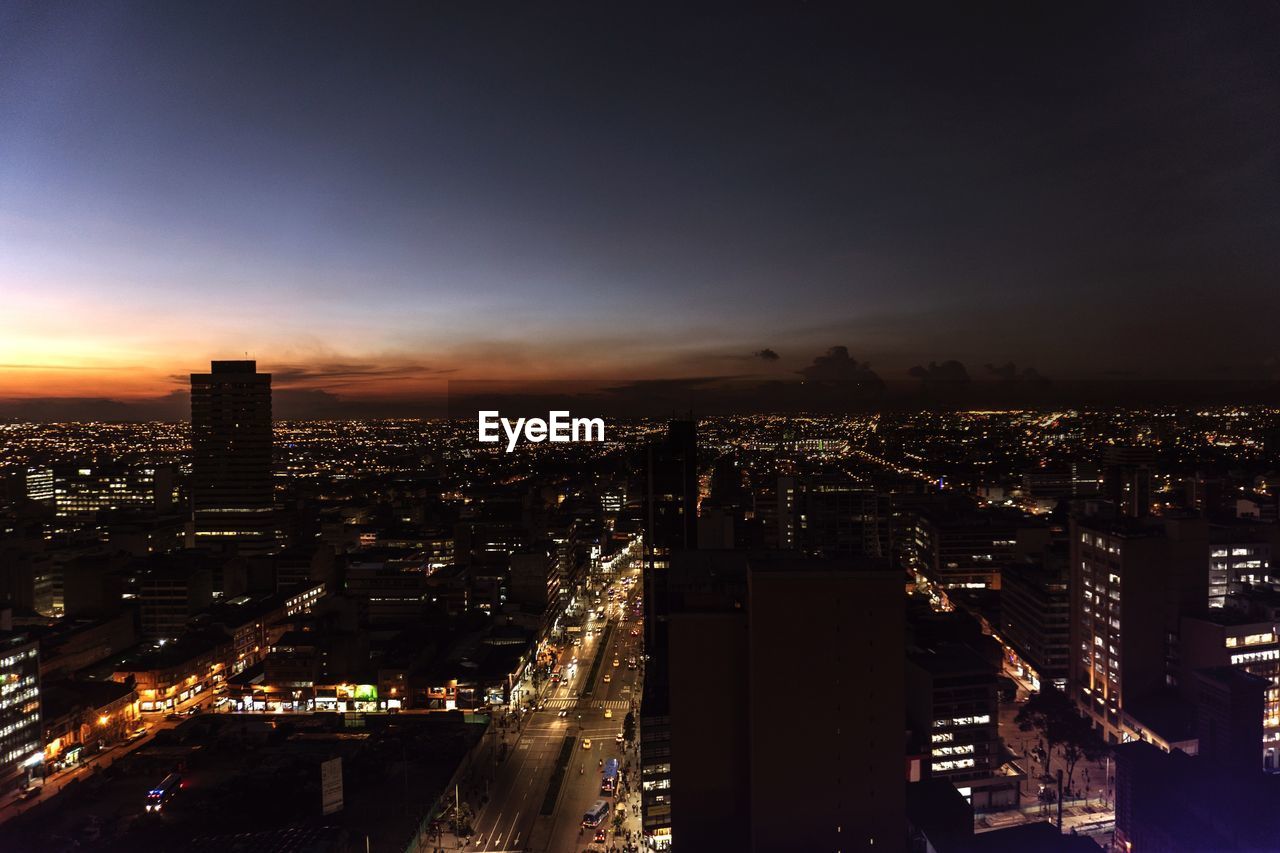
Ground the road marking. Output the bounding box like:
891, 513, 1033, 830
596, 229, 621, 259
542, 697, 630, 710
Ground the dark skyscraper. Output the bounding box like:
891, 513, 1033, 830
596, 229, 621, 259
663, 552, 906, 852
1103, 446, 1156, 519
189, 360, 278, 555
639, 419, 698, 849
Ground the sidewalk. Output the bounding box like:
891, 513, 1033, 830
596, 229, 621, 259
0, 724, 166, 824
977, 800, 1115, 836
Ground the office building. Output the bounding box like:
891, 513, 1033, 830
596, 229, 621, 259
139, 562, 215, 640
49, 464, 174, 518
1208, 522, 1277, 608
1070, 516, 1209, 743
639, 419, 697, 850
509, 547, 558, 614
23, 468, 53, 505
907, 644, 1012, 811
910, 506, 1049, 590
0, 629, 41, 788
190, 360, 278, 555
785, 474, 892, 560
664, 552, 906, 852
1001, 546, 1071, 691
1114, 715, 1280, 852
1181, 610, 1280, 770
1102, 446, 1155, 519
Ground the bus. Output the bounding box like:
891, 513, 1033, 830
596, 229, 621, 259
145, 772, 182, 813
550, 665, 563, 685
582, 799, 610, 827
600, 757, 619, 796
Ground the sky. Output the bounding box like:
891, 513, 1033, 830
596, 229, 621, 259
2, 3, 1279, 417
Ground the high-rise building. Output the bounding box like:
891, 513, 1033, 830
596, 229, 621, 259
1180, 610, 1280, 770
1070, 515, 1209, 743
779, 474, 892, 560
1001, 546, 1071, 692
23, 467, 53, 505
49, 463, 175, 518
660, 550, 911, 850
639, 419, 698, 850
139, 561, 215, 640
509, 547, 558, 614
910, 505, 1049, 590
655, 548, 906, 845
1208, 522, 1278, 608
0, 628, 41, 789
190, 360, 278, 555
907, 644, 1013, 811
1102, 446, 1155, 519
664, 552, 906, 852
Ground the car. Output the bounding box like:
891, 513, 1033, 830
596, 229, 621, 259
582, 738, 593, 749
612, 659, 620, 667
18, 788, 40, 801
164, 713, 180, 721
558, 709, 568, 718
604, 708, 613, 719
594, 828, 607, 843
603, 674, 611, 683
615, 733, 625, 744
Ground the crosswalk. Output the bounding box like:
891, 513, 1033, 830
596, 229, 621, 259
543, 697, 629, 711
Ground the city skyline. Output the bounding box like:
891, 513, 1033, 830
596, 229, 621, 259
4, 3, 1280, 418
6, 4, 1280, 850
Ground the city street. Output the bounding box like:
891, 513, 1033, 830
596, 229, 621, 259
458, 566, 644, 853
0, 714, 183, 824
998, 677, 1114, 813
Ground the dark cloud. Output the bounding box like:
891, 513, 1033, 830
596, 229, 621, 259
0, 388, 447, 422
753, 348, 780, 361
167, 360, 455, 390
270, 361, 455, 389
0, 392, 189, 422
984, 362, 1049, 385
273, 388, 445, 418
908, 360, 971, 384
798, 347, 883, 387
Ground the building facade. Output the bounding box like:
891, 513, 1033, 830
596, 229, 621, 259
190, 360, 278, 555
0, 632, 41, 788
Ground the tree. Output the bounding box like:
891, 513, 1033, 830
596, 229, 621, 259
1060, 715, 1108, 795
453, 802, 475, 837
1016, 688, 1109, 791
1014, 688, 1077, 778
622, 711, 636, 744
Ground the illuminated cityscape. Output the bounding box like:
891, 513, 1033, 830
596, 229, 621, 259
3, 401, 1280, 850
4, 3, 1280, 852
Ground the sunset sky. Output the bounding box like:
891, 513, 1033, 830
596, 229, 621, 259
2, 3, 1278, 417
